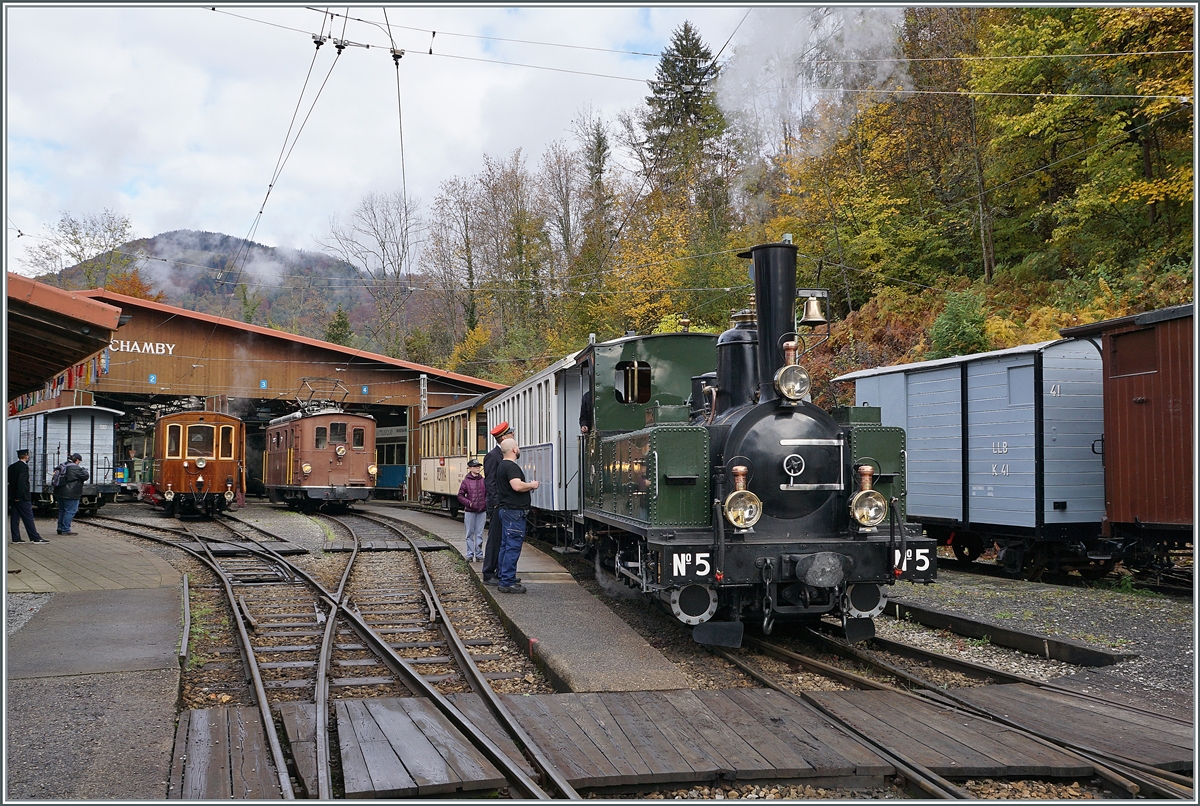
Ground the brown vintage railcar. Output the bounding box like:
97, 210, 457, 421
1063, 304, 1193, 559
265, 408, 377, 511
150, 410, 245, 517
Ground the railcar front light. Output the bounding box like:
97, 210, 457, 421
196, 457, 207, 468
724, 490, 763, 529
301, 462, 313, 475
224, 490, 235, 502
850, 490, 888, 527
164, 489, 175, 501
774, 364, 811, 401
368, 464, 378, 476
336, 445, 347, 457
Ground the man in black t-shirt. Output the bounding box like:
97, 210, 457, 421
495, 437, 538, 593
481, 421, 513, 585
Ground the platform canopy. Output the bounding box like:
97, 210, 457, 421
6, 274, 123, 399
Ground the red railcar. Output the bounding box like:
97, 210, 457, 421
1062, 304, 1193, 560
265, 408, 377, 511
150, 410, 245, 517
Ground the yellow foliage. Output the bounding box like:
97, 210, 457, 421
445, 324, 491, 373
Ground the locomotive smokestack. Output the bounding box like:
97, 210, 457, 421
741, 242, 798, 404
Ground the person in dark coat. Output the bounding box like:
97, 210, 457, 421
56, 453, 89, 535
579, 388, 593, 435
481, 421, 514, 585
456, 459, 487, 561
8, 449, 48, 543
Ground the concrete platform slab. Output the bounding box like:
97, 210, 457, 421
7, 587, 183, 677
360, 504, 692, 693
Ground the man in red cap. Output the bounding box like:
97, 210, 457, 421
481, 421, 515, 585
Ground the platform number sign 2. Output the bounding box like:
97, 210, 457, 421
148, 374, 157, 385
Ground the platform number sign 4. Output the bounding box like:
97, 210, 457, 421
673, 551, 711, 578
361, 385, 369, 395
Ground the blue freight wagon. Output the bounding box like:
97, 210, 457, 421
834, 339, 1110, 578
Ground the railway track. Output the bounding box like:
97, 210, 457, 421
89, 513, 578, 799
715, 627, 1193, 800
941, 552, 1194, 598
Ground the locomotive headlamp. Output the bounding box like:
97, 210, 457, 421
301, 462, 313, 475
196, 457, 207, 469
368, 464, 378, 476
336, 445, 348, 457
164, 489, 175, 501
849, 465, 887, 527
774, 364, 811, 401
224, 490, 235, 502
723, 465, 762, 529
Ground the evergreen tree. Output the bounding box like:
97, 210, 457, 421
642, 21, 728, 182
324, 304, 353, 346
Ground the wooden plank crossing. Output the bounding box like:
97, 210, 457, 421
167, 708, 283, 799
808, 689, 1094, 778
176, 541, 308, 555
334, 698, 506, 797
951, 683, 1194, 773
325, 538, 448, 552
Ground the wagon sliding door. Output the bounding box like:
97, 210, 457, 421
904, 367, 963, 523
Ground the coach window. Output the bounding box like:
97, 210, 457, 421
315, 427, 327, 449
220, 425, 235, 459
330, 422, 347, 444
615, 361, 652, 404
167, 424, 182, 458
353, 428, 365, 449
188, 425, 215, 457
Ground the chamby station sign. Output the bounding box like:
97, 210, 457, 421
110, 339, 177, 355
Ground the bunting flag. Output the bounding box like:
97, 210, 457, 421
8, 348, 109, 414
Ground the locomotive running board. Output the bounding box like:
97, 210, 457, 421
692, 621, 744, 648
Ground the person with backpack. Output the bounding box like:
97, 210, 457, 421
55, 453, 89, 535
456, 459, 487, 561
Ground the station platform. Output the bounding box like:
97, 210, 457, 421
5, 526, 182, 800
358, 503, 693, 693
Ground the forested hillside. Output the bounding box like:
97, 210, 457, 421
30, 7, 1192, 399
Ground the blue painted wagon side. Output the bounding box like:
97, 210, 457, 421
836, 340, 1105, 557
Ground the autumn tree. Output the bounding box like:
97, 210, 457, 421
20, 209, 137, 289
319, 192, 422, 359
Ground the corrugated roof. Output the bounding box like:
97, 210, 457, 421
1059, 303, 1193, 338
832, 340, 1061, 382
79, 288, 505, 391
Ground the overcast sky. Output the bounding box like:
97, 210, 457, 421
5, 4, 754, 271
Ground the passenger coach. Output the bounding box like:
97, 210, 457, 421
419, 389, 502, 515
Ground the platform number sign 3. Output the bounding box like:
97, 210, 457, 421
260, 380, 268, 389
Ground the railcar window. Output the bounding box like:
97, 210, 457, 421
187, 425, 216, 457
220, 426, 235, 459
1111, 328, 1158, 377
615, 361, 652, 404
476, 412, 488, 453
315, 427, 327, 449
353, 428, 365, 449
330, 422, 347, 444
167, 424, 182, 458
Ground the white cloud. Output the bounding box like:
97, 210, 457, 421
5, 4, 747, 266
